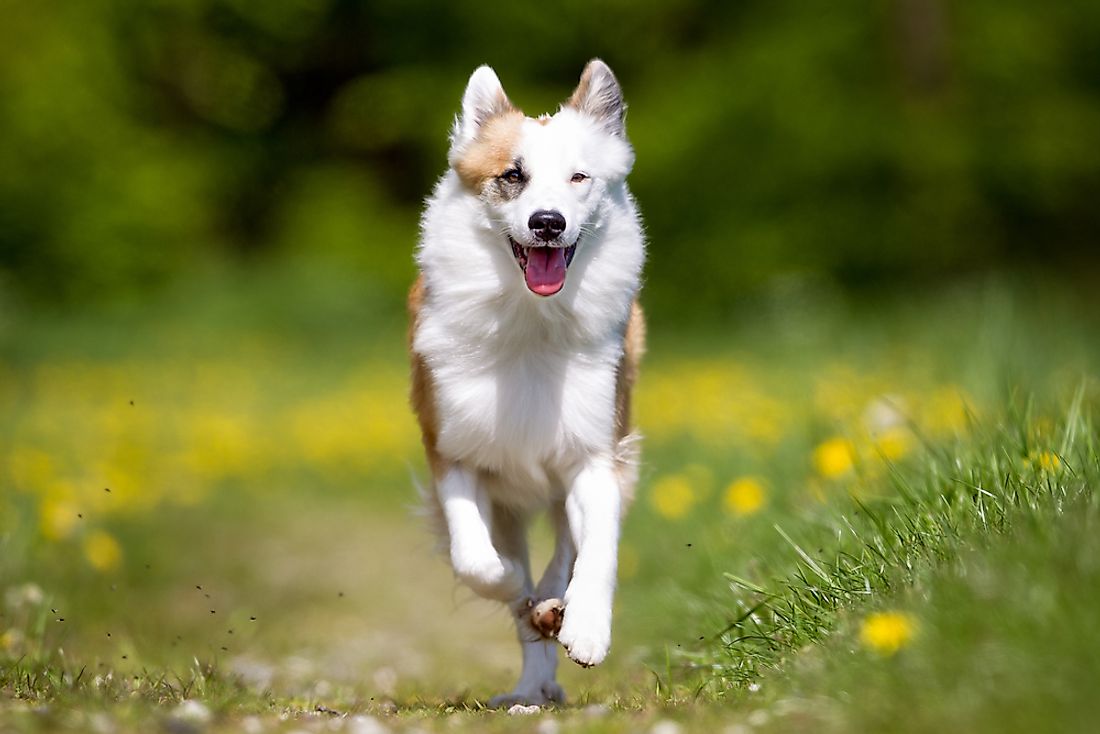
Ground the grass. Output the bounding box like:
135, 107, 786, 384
703, 389, 1095, 683
2, 267, 1099, 732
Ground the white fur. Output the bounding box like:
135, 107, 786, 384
449, 65, 511, 155
413, 61, 644, 706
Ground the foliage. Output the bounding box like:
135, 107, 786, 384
2, 2, 1099, 314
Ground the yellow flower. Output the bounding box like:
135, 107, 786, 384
83, 530, 123, 572
1024, 450, 1062, 472
813, 437, 856, 479
39, 496, 80, 540
875, 426, 913, 461
650, 474, 696, 519
723, 477, 767, 516
860, 611, 916, 655
1037, 451, 1061, 472
1, 628, 24, 655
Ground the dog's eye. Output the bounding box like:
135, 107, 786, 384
571, 172, 589, 184
500, 169, 525, 184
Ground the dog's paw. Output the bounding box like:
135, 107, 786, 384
530, 598, 565, 639
488, 680, 566, 708
452, 554, 525, 601
557, 600, 611, 668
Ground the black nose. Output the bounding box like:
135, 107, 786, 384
528, 210, 566, 242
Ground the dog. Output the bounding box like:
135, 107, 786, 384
408, 59, 645, 707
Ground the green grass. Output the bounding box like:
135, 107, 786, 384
2, 270, 1099, 732
690, 390, 1100, 732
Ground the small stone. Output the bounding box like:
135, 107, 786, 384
346, 714, 390, 734
747, 709, 769, 727
88, 712, 116, 734
507, 704, 542, 716
650, 720, 683, 734
172, 700, 212, 726
239, 716, 264, 734
536, 718, 561, 734
4, 583, 44, 609
372, 667, 398, 697
162, 720, 200, 734
583, 703, 610, 718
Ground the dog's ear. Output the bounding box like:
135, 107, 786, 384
567, 59, 626, 137
451, 65, 515, 151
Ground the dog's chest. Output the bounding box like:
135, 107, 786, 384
430, 343, 619, 488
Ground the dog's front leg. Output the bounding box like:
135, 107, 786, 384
438, 465, 525, 602
558, 455, 621, 667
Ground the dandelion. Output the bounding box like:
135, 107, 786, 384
39, 495, 80, 540
650, 474, 696, 519
723, 477, 767, 516
1, 628, 25, 655
813, 437, 855, 479
860, 611, 916, 655
1025, 450, 1062, 472
83, 530, 123, 572
1037, 451, 1061, 472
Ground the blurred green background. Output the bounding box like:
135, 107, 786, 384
3, 3, 1100, 730
2, 0, 1098, 317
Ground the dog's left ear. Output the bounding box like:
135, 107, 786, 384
451, 65, 516, 152
567, 59, 626, 137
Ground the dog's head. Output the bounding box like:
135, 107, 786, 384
447, 59, 635, 297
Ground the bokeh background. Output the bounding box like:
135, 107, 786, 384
2, 1, 1100, 729
3, 0, 1099, 314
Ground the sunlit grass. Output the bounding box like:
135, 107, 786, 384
2, 274, 1099, 732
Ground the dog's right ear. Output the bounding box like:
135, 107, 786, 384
450, 66, 515, 152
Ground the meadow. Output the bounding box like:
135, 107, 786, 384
2, 268, 1098, 732
3, 2, 1099, 731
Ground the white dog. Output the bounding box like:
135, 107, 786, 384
409, 59, 645, 707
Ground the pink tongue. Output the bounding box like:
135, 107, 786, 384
524, 247, 567, 296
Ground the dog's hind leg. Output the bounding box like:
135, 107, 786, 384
438, 465, 525, 602
488, 503, 566, 708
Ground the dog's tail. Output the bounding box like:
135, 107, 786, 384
614, 432, 643, 509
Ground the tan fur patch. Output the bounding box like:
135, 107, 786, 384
454, 110, 525, 191
408, 275, 445, 479
614, 299, 646, 442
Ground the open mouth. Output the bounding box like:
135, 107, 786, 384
509, 237, 578, 297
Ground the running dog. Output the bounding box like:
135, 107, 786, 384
409, 59, 645, 707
